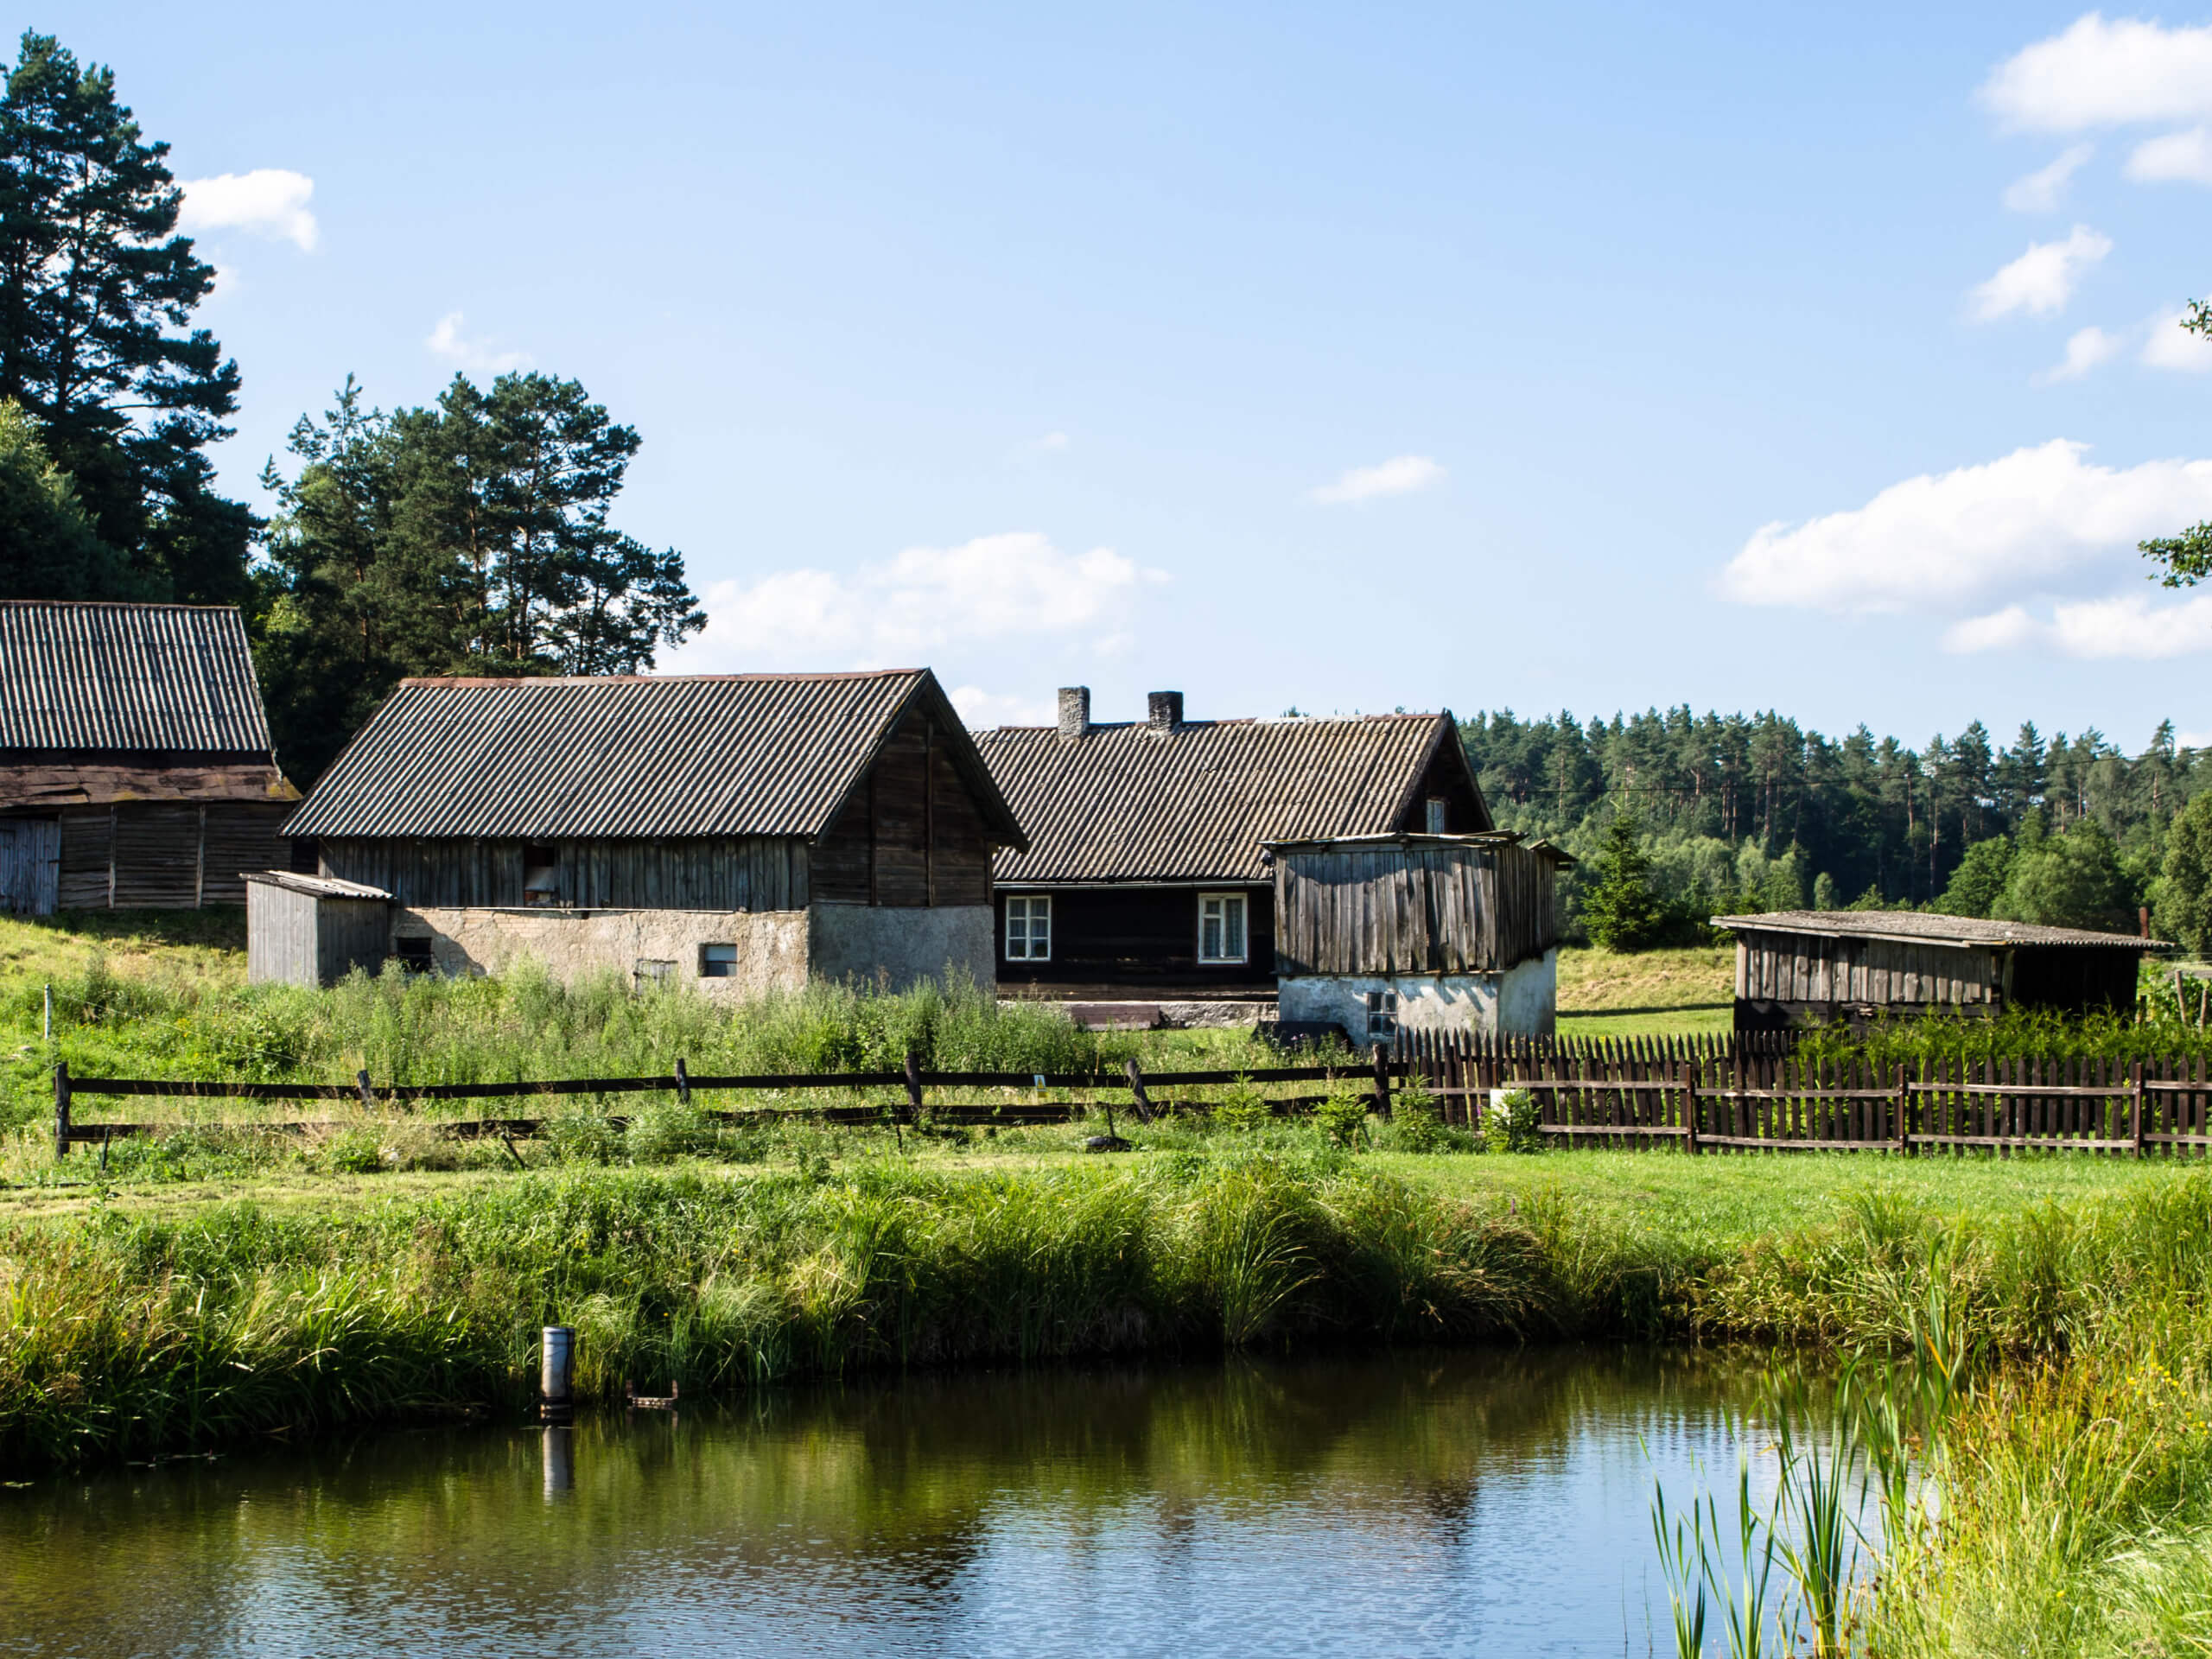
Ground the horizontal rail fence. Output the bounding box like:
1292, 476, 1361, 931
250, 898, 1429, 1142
1392, 1028, 2212, 1157
47, 1051, 1405, 1156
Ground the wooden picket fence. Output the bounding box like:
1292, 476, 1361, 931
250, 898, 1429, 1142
1394, 1030, 2212, 1156
48, 1028, 2212, 1159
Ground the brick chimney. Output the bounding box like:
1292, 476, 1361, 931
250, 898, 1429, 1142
1147, 690, 1184, 734
1057, 686, 1091, 741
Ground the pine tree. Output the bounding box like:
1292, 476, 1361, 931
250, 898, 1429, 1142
0, 32, 249, 602
1580, 810, 1667, 950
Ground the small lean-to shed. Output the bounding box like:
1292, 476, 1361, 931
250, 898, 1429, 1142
1711, 910, 2164, 1032
245, 872, 396, 988
1269, 832, 1571, 1043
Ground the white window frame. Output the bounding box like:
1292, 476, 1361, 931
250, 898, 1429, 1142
1004, 894, 1052, 962
1365, 988, 1398, 1041
1197, 892, 1249, 965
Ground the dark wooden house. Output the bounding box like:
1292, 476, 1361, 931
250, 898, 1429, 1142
971, 688, 1491, 1004
0, 601, 299, 914
267, 669, 1027, 991
1712, 911, 2164, 1031
1272, 832, 1570, 1040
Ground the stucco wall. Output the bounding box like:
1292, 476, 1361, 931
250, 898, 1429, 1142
1278, 949, 1557, 1040
809, 903, 997, 993
397, 906, 810, 999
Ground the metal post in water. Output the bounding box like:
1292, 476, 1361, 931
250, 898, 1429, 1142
541, 1324, 575, 1421
542, 1424, 574, 1496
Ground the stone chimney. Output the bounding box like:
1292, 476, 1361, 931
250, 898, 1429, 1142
1147, 690, 1184, 734
1057, 686, 1091, 741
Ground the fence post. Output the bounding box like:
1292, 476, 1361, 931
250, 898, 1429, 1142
2132, 1061, 2145, 1160
1371, 1043, 1392, 1119
1123, 1057, 1155, 1123
903, 1046, 925, 1125
52, 1060, 69, 1160
675, 1057, 690, 1106
357, 1068, 375, 1113
1681, 1057, 1700, 1155
1895, 1064, 1912, 1157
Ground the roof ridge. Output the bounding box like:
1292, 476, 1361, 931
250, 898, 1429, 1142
0, 600, 245, 613
396, 669, 926, 688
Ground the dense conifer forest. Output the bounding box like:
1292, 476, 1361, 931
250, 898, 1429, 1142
1462, 708, 2212, 948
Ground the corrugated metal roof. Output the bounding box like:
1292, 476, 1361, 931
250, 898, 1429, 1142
976, 711, 1485, 884
0, 602, 274, 754
244, 871, 392, 900
1713, 910, 2165, 950
285, 670, 1027, 844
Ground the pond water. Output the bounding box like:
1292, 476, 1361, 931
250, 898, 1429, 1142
1, 1347, 1802, 1657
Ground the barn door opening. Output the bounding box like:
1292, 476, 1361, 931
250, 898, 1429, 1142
0, 818, 60, 916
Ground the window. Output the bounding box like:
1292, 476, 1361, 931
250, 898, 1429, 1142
635, 959, 676, 987
393, 935, 435, 975
1005, 895, 1052, 961
699, 943, 739, 978
1198, 893, 1248, 964
1426, 796, 1448, 835
1365, 989, 1398, 1041
522, 844, 559, 907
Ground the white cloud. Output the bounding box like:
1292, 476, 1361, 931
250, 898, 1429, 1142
684, 531, 1170, 670
2125, 125, 2212, 182
1981, 14, 2212, 132
1945, 590, 2212, 658
2040, 324, 2125, 382
2004, 143, 2094, 209
177, 168, 318, 251
1968, 226, 2111, 320
1031, 431, 1069, 452
1719, 439, 2212, 613
945, 684, 1055, 728
426, 311, 531, 374
1308, 454, 1443, 505
2141, 308, 2212, 372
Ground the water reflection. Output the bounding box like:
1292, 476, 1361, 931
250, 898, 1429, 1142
0, 1347, 1791, 1657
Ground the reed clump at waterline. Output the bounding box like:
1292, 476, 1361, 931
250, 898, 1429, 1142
9, 1154, 2212, 1475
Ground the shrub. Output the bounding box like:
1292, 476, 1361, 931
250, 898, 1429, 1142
1383, 1080, 1449, 1154
1483, 1087, 1543, 1154
1313, 1086, 1370, 1149
1213, 1077, 1271, 1135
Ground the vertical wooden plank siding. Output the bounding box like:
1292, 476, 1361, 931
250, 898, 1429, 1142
1274, 842, 1560, 975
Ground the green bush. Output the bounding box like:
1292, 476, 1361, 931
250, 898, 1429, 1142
1212, 1077, 1271, 1135
1313, 1087, 1370, 1149
1483, 1088, 1543, 1154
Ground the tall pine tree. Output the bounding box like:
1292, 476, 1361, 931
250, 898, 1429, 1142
0, 32, 250, 602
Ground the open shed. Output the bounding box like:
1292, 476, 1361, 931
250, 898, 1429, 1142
1268, 832, 1570, 1043
1711, 910, 2165, 1031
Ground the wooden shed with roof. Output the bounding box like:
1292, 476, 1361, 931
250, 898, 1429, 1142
0, 601, 298, 914
1710, 910, 2164, 1032
266, 669, 1027, 991
970, 688, 1491, 1008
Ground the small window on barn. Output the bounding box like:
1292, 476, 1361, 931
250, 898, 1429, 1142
522, 844, 559, 907
699, 944, 739, 978
394, 935, 435, 975
1198, 893, 1248, 964
635, 959, 676, 987
1426, 796, 1448, 835
1005, 895, 1052, 961
1365, 989, 1398, 1041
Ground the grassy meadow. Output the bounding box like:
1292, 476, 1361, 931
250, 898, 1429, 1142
5, 910, 2212, 1653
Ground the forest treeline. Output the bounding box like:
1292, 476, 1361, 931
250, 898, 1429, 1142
1468, 707, 2212, 955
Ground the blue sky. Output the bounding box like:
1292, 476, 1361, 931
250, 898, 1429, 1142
67, 3, 2212, 747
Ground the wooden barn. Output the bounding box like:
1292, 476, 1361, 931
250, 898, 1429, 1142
971, 689, 1491, 1020
0, 601, 299, 914
265, 669, 1027, 992
1270, 832, 1570, 1041
1711, 911, 2164, 1031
